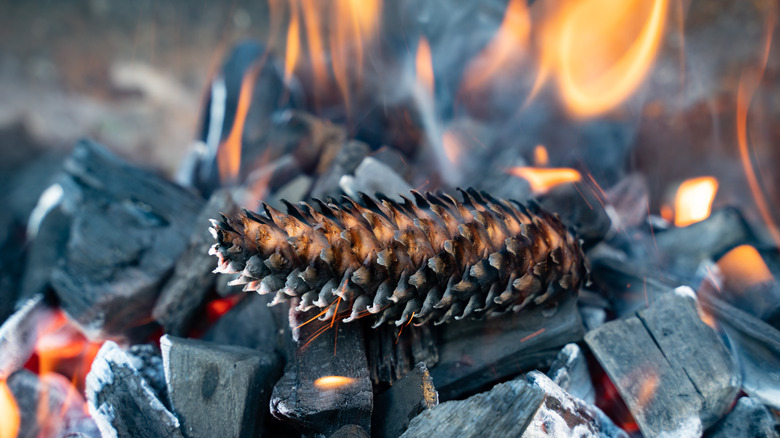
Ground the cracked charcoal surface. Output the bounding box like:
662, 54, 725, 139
209, 189, 586, 327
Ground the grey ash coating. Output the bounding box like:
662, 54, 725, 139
208, 189, 587, 327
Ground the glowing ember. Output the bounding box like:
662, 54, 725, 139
0, 380, 20, 438
416, 37, 435, 96
538, 0, 668, 117
717, 245, 773, 292
461, 0, 530, 93
672, 176, 718, 227
507, 166, 582, 194
635, 371, 659, 409
314, 375, 357, 390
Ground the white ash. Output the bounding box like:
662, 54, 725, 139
86, 341, 182, 438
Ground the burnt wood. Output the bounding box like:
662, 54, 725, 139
153, 189, 237, 336
160, 335, 282, 438
50, 140, 203, 340
430, 294, 584, 400
270, 310, 373, 436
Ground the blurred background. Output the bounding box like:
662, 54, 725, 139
0, 0, 271, 175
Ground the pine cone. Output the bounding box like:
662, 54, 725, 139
209, 189, 586, 327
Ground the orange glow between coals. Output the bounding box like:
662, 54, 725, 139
717, 245, 773, 292
507, 166, 582, 194
673, 177, 718, 227
0, 380, 20, 438
538, 0, 668, 117
461, 0, 530, 92
314, 375, 357, 390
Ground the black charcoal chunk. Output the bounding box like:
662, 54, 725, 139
637, 291, 740, 426
160, 335, 282, 438
652, 207, 753, 281
8, 369, 99, 438
266, 175, 313, 208
19, 185, 71, 302
311, 140, 370, 199
50, 140, 203, 340
339, 157, 412, 202
153, 190, 236, 336
539, 182, 611, 247
707, 397, 779, 438
329, 425, 370, 438
270, 312, 372, 436
586, 291, 740, 437
586, 315, 703, 437
372, 362, 438, 438
430, 295, 584, 400
366, 322, 438, 386
698, 286, 780, 410
86, 341, 184, 438
547, 343, 595, 404
588, 253, 678, 317
400, 379, 545, 437
126, 344, 168, 407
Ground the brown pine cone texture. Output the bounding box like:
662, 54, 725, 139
209, 189, 586, 327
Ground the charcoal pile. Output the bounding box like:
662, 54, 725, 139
3, 1, 780, 437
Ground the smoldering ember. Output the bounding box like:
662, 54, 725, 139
2, 1, 780, 437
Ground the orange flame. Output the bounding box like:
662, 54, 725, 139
462, 0, 530, 93
673, 177, 718, 227
284, 0, 302, 84
300, 0, 328, 87
507, 166, 582, 194
717, 245, 774, 292
416, 37, 435, 96
0, 380, 20, 438
279, 0, 382, 110
537, 0, 668, 117
217, 61, 263, 185
314, 375, 357, 390
28, 309, 103, 425
533, 145, 549, 167
736, 5, 779, 246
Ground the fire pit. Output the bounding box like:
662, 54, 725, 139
2, 0, 780, 437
